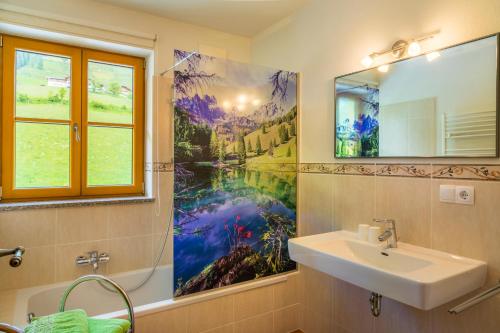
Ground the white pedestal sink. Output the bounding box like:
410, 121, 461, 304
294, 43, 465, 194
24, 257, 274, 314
288, 231, 487, 310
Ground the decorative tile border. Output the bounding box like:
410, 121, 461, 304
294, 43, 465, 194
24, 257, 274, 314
298, 163, 500, 181
298, 163, 335, 174
333, 164, 376, 176
148, 161, 500, 180
432, 165, 500, 181
146, 162, 174, 173
376, 164, 431, 178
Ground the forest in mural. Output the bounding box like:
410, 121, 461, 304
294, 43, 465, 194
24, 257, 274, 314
173, 50, 298, 297
335, 81, 379, 157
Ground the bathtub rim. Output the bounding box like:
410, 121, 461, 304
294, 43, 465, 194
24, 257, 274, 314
95, 270, 298, 320
9, 265, 298, 327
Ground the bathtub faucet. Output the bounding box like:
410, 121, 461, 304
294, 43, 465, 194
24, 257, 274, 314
76, 250, 110, 271
0, 246, 25, 267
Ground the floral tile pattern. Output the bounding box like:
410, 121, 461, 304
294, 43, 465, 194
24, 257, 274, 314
298, 163, 500, 181
376, 164, 431, 178
298, 163, 335, 174
333, 164, 376, 176
432, 165, 500, 181
146, 162, 174, 173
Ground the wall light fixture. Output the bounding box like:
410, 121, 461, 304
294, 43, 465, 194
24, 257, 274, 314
361, 31, 440, 68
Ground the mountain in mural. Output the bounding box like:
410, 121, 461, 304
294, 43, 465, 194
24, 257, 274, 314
173, 49, 298, 297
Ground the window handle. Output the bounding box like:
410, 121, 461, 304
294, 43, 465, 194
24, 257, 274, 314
73, 123, 81, 142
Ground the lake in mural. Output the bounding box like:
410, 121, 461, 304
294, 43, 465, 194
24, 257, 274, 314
173, 50, 298, 297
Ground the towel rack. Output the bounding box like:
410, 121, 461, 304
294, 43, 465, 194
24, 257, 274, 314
443, 110, 496, 156
59, 274, 135, 333
448, 280, 500, 314
0, 323, 23, 333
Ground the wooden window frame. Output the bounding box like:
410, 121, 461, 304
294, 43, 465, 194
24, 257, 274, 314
81, 49, 144, 196
1, 35, 145, 201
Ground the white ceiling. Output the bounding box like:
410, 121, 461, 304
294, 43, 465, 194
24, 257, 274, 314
95, 0, 309, 37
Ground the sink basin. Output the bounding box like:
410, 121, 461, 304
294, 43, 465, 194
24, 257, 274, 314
288, 231, 487, 310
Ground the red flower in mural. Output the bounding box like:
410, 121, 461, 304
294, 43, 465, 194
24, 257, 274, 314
236, 215, 241, 221
225, 222, 252, 250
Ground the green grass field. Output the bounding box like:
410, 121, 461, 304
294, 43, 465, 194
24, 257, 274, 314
13, 50, 134, 188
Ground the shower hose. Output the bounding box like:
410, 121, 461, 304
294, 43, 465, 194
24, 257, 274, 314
94, 202, 173, 294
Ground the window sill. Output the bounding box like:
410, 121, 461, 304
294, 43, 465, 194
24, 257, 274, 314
0, 196, 155, 212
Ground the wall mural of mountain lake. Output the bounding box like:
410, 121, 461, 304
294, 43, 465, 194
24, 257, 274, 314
173, 50, 298, 297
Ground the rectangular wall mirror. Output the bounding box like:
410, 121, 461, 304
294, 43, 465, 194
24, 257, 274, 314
335, 34, 499, 158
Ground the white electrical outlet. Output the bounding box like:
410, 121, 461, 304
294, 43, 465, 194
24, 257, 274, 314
455, 186, 474, 205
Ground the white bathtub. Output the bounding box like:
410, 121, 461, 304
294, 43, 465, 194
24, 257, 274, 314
9, 264, 290, 329
12, 265, 172, 327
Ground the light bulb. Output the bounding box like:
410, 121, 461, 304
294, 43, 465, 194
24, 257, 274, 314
361, 55, 374, 68
426, 51, 441, 62
238, 94, 247, 104
408, 41, 422, 56
377, 64, 389, 73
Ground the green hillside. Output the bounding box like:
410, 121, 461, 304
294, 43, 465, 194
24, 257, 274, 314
12, 50, 134, 187
16, 51, 133, 123
226, 120, 297, 166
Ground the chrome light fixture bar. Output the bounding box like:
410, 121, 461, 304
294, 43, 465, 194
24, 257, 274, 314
361, 30, 440, 68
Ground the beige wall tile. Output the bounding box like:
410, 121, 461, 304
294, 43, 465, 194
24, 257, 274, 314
234, 312, 273, 333
431, 180, 500, 283
234, 285, 274, 321
373, 296, 430, 333
153, 233, 172, 266
431, 290, 500, 333
55, 240, 108, 282
0, 289, 17, 322
333, 279, 372, 333
375, 176, 431, 247
108, 204, 153, 238
334, 175, 375, 232
201, 324, 235, 333
274, 304, 301, 333
0, 209, 56, 248
0, 246, 55, 291
298, 173, 334, 236
135, 306, 188, 333
333, 325, 350, 333
301, 267, 333, 332
152, 172, 174, 234
187, 295, 234, 333
56, 206, 108, 244
273, 274, 301, 309
107, 235, 153, 274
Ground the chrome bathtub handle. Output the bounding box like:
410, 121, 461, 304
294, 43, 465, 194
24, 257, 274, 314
59, 274, 134, 333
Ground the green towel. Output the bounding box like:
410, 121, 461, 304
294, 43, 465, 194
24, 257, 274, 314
87, 318, 130, 333
25, 309, 89, 333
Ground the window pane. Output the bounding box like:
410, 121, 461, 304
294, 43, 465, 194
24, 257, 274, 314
87, 126, 133, 186
88, 61, 133, 124
15, 50, 70, 120
15, 122, 70, 188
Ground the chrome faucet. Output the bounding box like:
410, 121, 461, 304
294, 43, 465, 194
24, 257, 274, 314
373, 218, 398, 249
0, 246, 25, 267
76, 251, 110, 271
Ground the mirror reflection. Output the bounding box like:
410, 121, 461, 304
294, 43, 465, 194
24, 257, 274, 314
335, 35, 498, 158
